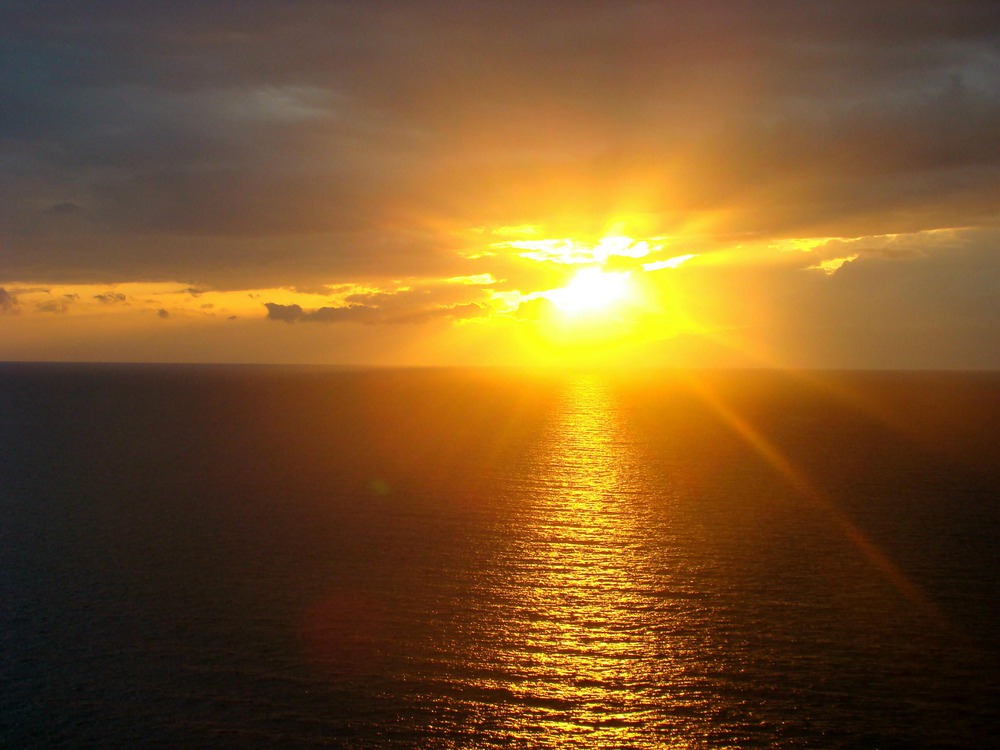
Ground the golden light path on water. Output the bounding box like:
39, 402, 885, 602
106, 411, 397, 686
461, 377, 727, 747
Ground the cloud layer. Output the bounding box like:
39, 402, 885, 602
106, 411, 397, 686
3, 1, 997, 287
1, 2, 997, 366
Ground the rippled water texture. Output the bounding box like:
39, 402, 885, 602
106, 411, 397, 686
2, 365, 998, 747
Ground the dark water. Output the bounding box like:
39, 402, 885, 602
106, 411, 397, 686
1, 364, 997, 748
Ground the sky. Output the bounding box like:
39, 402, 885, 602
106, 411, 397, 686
2, 0, 998, 367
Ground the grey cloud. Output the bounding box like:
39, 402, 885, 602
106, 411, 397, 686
300, 302, 487, 325
158, 308, 169, 318
303, 306, 379, 324
37, 299, 69, 313
264, 281, 490, 325
264, 302, 304, 323
0, 287, 17, 312
94, 292, 127, 304
824, 232, 1000, 326
808, 232, 947, 264
775, 229, 1000, 365
45, 201, 84, 216
89, 168, 392, 236
635, 227, 1000, 368
1, 1, 998, 286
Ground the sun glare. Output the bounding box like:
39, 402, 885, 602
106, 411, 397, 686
544, 267, 632, 316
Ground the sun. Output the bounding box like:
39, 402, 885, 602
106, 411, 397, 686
543, 267, 633, 316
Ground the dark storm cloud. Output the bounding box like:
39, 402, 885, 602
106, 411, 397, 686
1, 1, 998, 286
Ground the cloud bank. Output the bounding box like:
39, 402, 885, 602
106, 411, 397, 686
2, 1, 997, 289
0, 1, 997, 367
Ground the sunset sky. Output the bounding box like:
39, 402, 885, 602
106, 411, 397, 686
2, 1, 998, 367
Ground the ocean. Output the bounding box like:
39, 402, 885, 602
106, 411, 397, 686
1, 364, 997, 748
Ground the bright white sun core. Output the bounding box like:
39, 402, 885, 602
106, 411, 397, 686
543, 267, 632, 315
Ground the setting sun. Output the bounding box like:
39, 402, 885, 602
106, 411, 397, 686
4, 4, 998, 748
544, 267, 633, 316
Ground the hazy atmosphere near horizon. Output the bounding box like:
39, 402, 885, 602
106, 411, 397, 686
2, 0, 999, 368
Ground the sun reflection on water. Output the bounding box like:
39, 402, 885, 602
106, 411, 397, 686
467, 376, 720, 747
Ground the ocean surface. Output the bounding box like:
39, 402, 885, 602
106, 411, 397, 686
1, 364, 997, 748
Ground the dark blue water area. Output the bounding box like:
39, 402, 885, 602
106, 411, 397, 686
1, 364, 997, 747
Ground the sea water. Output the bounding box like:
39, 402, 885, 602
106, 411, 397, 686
1, 364, 997, 747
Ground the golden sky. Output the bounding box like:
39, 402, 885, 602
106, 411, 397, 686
2, 1, 999, 367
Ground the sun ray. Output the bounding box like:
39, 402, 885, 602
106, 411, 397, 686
685, 374, 949, 630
